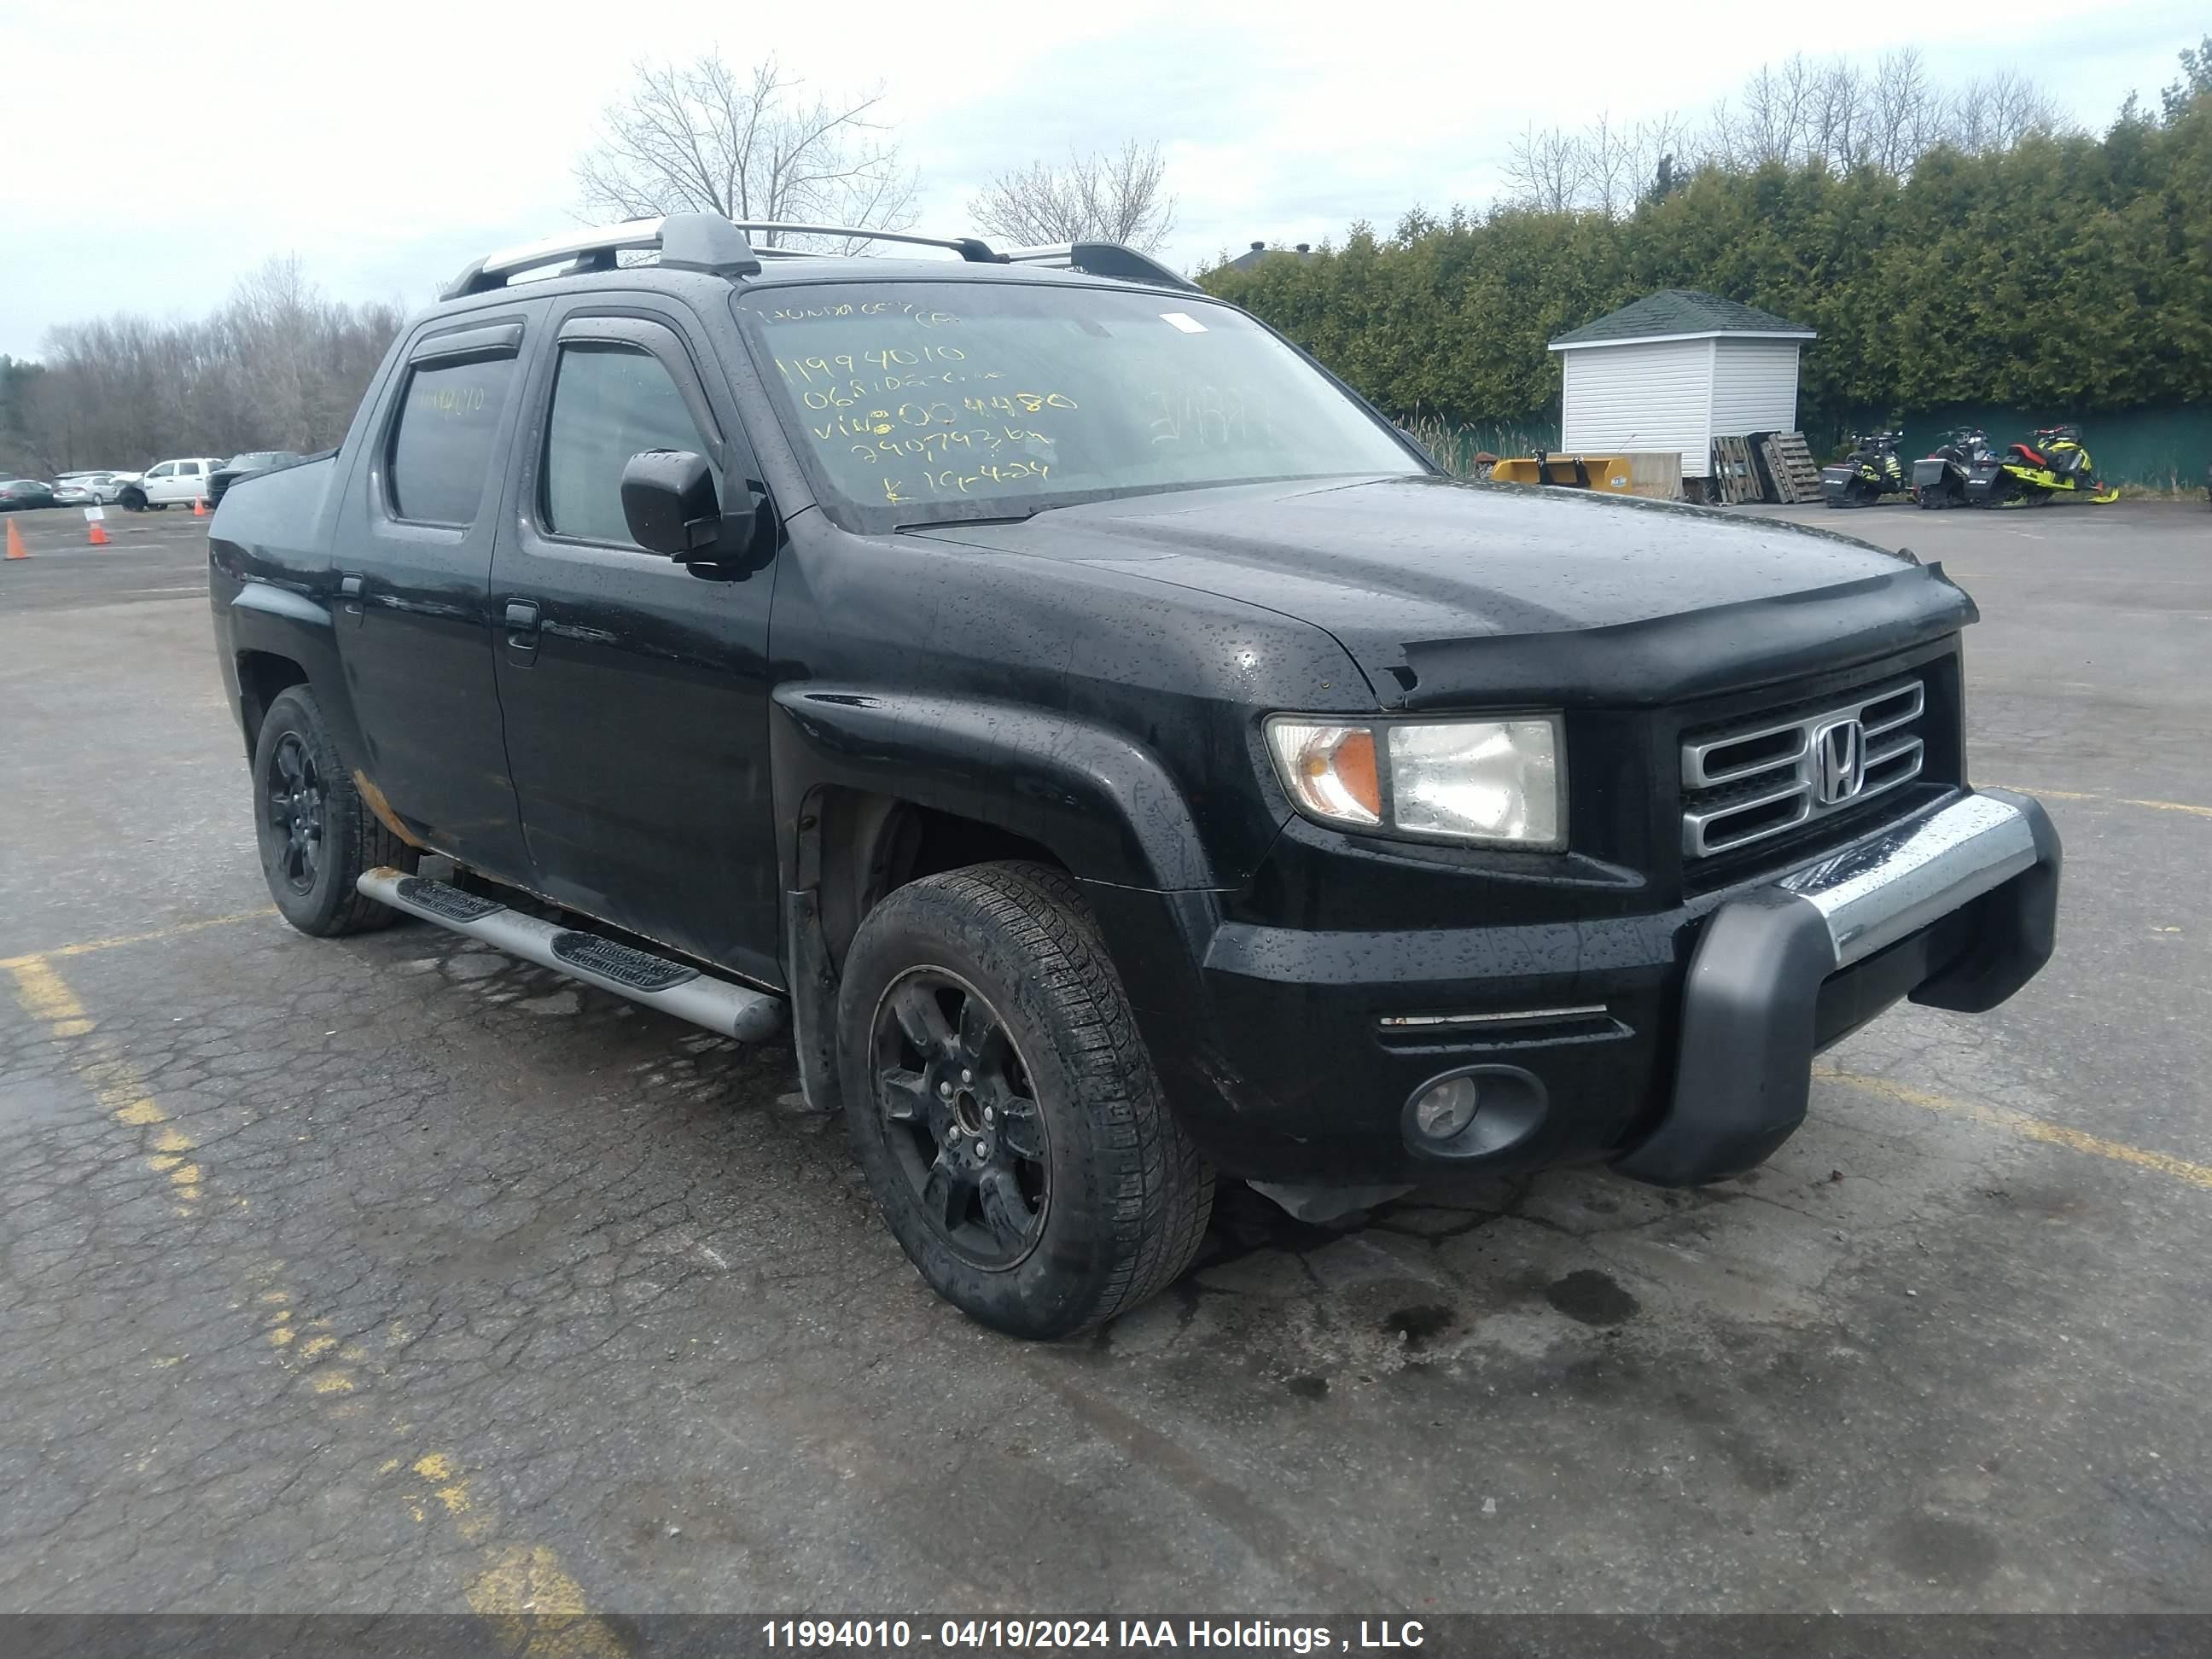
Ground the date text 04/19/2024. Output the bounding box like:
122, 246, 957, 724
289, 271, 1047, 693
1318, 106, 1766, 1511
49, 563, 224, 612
759, 1621, 1429, 1651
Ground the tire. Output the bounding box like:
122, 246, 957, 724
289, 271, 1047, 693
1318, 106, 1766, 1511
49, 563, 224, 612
838, 861, 1214, 1339
119, 489, 145, 512
250, 685, 414, 936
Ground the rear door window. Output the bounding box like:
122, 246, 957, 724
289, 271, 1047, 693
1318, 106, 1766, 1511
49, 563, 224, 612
388, 355, 517, 526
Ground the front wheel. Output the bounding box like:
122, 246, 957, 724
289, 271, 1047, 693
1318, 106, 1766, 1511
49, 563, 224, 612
839, 862, 1214, 1339
251, 686, 414, 935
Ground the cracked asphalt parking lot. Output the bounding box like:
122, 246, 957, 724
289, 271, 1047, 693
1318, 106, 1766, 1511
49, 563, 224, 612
2, 501, 2209, 1615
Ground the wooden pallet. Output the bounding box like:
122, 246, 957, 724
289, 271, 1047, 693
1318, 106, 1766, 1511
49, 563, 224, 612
1761, 431, 1823, 504
1711, 435, 1764, 504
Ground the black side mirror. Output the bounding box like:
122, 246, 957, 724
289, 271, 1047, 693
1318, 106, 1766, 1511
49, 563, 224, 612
620, 448, 769, 574
622, 449, 722, 560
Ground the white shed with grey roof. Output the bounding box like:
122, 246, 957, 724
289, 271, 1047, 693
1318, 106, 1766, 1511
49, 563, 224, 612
1547, 291, 1815, 480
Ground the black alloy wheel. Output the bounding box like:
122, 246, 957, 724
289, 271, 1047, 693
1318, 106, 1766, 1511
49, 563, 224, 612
265, 731, 326, 894
836, 861, 1214, 1337
248, 684, 413, 936
870, 967, 1049, 1268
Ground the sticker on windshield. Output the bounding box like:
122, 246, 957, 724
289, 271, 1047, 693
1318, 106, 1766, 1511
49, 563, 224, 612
1160, 312, 1208, 334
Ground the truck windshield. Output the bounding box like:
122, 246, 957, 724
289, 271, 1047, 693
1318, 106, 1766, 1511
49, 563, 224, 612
733, 280, 1417, 529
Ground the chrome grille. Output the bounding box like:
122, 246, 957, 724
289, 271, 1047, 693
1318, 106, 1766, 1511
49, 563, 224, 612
1681, 678, 1925, 859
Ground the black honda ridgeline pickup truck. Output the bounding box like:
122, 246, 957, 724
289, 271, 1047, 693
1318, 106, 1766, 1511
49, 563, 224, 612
208, 214, 2059, 1338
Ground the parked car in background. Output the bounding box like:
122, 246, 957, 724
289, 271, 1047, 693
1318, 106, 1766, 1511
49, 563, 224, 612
0, 478, 58, 509
117, 457, 225, 510
51, 480, 97, 507
55, 469, 131, 504
207, 450, 306, 509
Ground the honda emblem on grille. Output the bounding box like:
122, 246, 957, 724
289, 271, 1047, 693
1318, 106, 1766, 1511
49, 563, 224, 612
1812, 717, 1867, 805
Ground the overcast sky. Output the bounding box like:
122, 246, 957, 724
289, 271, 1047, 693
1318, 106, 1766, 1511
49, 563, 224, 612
0, 0, 2199, 359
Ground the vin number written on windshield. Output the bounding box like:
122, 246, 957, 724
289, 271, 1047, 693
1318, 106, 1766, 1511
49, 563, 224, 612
771, 346, 1074, 504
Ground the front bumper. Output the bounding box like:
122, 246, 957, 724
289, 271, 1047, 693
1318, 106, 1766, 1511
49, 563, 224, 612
1614, 788, 2058, 1185
1109, 789, 2059, 1189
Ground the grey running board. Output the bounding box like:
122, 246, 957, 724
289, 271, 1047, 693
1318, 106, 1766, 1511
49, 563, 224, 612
358, 867, 786, 1041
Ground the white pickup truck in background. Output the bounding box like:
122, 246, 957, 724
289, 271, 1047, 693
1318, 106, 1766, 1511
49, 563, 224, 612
118, 457, 225, 509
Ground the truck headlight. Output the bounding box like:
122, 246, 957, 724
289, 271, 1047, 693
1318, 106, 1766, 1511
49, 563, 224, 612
1266, 714, 1563, 848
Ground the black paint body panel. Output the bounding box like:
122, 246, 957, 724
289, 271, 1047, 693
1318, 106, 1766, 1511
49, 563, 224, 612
207, 254, 2029, 1190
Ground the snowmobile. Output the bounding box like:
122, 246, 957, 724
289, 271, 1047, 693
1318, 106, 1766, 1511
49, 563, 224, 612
1912, 427, 1992, 509
1820, 430, 1910, 507
1964, 424, 2120, 506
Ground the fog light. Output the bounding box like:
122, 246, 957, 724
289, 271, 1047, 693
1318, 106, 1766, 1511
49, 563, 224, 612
1411, 1075, 1480, 1142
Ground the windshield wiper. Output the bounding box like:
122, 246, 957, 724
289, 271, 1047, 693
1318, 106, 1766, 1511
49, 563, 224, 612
893, 511, 1039, 533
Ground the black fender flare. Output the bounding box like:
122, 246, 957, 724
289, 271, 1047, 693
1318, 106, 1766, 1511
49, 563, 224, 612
770, 684, 1220, 894
770, 684, 1230, 1121
223, 580, 373, 775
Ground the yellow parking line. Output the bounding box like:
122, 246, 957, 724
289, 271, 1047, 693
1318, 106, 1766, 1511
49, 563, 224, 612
6, 954, 626, 1647
0, 907, 276, 970
5, 957, 97, 1037
1817, 1068, 2212, 1191
1985, 783, 2212, 820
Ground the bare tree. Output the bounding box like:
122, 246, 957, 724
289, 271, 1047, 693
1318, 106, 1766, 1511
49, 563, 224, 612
573, 53, 916, 247
1734, 55, 1817, 165
1580, 113, 1637, 217
1868, 49, 1941, 174
1502, 122, 1586, 212
967, 140, 1177, 251
1807, 58, 1869, 167
223, 255, 318, 451
1695, 50, 2064, 175
23, 262, 402, 471
1945, 69, 2065, 154
1630, 111, 1695, 204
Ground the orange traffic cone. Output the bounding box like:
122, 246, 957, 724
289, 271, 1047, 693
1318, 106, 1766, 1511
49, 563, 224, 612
5, 519, 26, 560
89, 520, 110, 546
193, 496, 208, 517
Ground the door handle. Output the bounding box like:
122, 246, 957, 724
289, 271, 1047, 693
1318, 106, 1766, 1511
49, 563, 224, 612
503, 598, 542, 663
338, 572, 364, 627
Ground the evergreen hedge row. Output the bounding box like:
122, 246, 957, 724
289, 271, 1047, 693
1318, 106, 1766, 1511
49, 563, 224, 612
1200, 100, 2211, 445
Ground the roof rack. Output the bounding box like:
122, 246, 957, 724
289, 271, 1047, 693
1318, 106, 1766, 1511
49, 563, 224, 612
1002, 242, 1198, 293
440, 214, 1006, 300
439, 214, 1193, 300
441, 213, 764, 300
723, 222, 1004, 263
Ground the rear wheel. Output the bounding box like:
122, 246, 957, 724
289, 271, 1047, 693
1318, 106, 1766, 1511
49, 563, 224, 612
839, 862, 1214, 1339
251, 686, 413, 936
